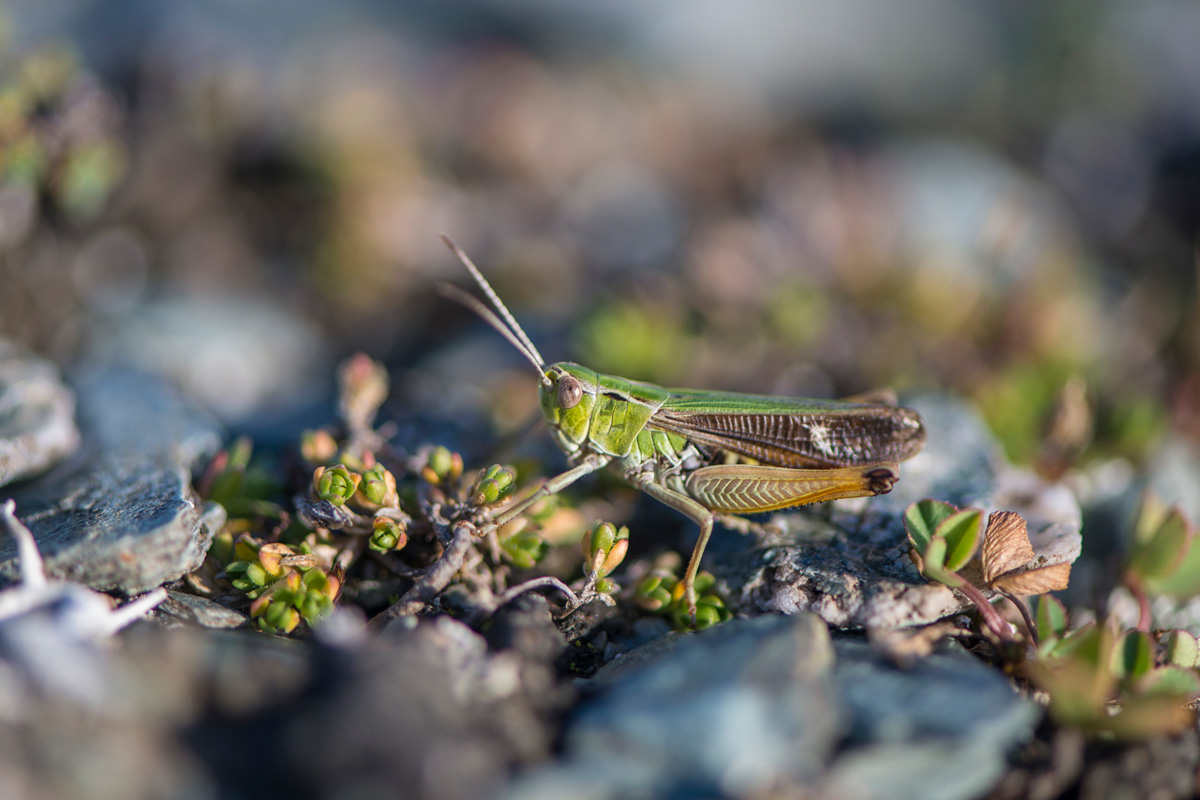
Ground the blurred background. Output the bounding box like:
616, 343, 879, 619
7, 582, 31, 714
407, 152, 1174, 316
2, 0, 1199, 498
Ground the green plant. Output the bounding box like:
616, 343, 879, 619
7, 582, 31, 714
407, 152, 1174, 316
1024, 600, 1200, 740
904, 500, 1071, 645
1122, 493, 1200, 631
634, 556, 730, 631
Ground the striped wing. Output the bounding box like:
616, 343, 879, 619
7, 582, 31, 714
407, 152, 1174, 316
650, 390, 925, 469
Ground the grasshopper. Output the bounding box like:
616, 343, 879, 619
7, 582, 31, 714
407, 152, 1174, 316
439, 235, 926, 619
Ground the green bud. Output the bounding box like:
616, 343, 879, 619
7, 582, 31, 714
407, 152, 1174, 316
357, 464, 399, 508
300, 428, 339, 465
501, 528, 546, 569
584, 521, 617, 560
596, 577, 616, 594
471, 465, 517, 507
370, 517, 409, 553
245, 562, 269, 587
423, 446, 463, 484
635, 574, 674, 612
300, 592, 334, 623
694, 604, 722, 630
315, 465, 361, 506
260, 606, 300, 634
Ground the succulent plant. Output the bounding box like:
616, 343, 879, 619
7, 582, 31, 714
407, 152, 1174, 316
313, 465, 361, 507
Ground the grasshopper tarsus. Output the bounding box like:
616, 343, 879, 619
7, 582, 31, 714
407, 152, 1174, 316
866, 466, 899, 494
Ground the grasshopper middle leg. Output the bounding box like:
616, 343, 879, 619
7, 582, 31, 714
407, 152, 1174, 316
637, 478, 715, 621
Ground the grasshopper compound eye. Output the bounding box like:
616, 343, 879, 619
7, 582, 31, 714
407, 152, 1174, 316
557, 375, 583, 409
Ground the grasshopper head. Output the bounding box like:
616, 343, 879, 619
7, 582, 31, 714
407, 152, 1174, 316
539, 363, 598, 456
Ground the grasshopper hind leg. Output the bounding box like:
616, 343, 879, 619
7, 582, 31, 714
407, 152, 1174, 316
638, 462, 902, 625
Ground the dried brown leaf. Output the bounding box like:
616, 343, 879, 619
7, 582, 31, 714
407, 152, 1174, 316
992, 562, 1072, 595
982, 510, 1036, 585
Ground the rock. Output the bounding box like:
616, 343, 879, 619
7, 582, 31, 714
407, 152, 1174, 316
208, 615, 561, 800
0, 370, 224, 593
823, 639, 1039, 800
151, 590, 249, 630
712, 393, 1083, 627
506, 613, 1036, 800
0, 340, 80, 487
86, 295, 330, 424
510, 615, 839, 800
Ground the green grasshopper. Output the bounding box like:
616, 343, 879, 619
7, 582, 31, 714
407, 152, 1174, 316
439, 235, 926, 619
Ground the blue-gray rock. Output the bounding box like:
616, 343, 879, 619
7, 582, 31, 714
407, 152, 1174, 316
0, 340, 80, 487
86, 294, 330, 424
824, 639, 1039, 800
711, 393, 1082, 628
507, 613, 1036, 800
509, 614, 838, 800
151, 590, 249, 630
0, 370, 224, 593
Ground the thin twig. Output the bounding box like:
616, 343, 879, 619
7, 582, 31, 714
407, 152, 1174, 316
492, 575, 581, 609
1000, 589, 1039, 646
367, 520, 473, 629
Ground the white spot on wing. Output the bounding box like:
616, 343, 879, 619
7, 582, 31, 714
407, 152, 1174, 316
808, 422, 835, 456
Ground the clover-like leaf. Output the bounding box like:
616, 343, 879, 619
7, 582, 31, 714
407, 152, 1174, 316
1133, 491, 1170, 544
937, 508, 983, 573
1163, 630, 1200, 669
1128, 507, 1191, 580
904, 499, 956, 554
1137, 665, 1200, 699
922, 534, 947, 573
1111, 630, 1154, 680
1035, 594, 1068, 642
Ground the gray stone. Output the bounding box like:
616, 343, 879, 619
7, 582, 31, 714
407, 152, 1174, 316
507, 613, 1036, 800
0, 340, 80, 487
86, 295, 330, 423
824, 639, 1039, 800
151, 590, 249, 630
507, 614, 840, 800
0, 370, 224, 593
712, 393, 1082, 628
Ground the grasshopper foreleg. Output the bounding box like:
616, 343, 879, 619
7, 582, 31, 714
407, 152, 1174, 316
488, 454, 610, 529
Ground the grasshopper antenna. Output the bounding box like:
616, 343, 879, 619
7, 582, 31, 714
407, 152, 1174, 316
438, 235, 550, 387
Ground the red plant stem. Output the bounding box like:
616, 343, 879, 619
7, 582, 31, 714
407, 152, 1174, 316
999, 590, 1038, 646
955, 580, 1019, 643
1124, 573, 1153, 633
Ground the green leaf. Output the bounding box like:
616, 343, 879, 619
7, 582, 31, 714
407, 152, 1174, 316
1138, 666, 1200, 698
1134, 491, 1170, 545
1128, 508, 1191, 580
1051, 623, 1103, 664
1146, 536, 1200, 597
1102, 693, 1196, 740
937, 509, 984, 573
1112, 631, 1154, 680
1163, 630, 1200, 669
919, 537, 965, 587
1035, 595, 1068, 642
922, 534, 947, 574
904, 499, 956, 554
